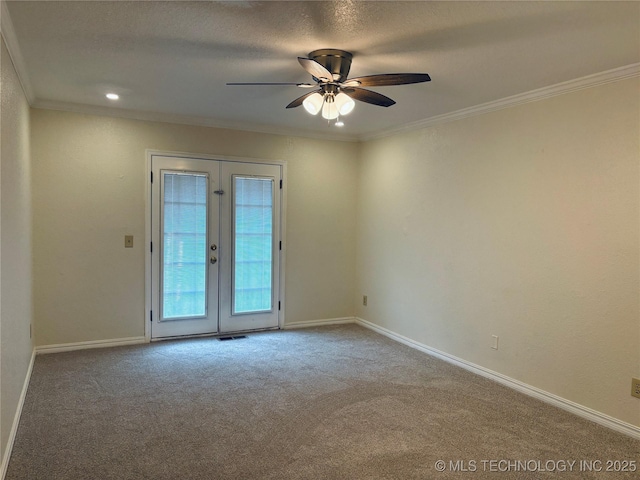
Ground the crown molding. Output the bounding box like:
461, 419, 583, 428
31, 99, 360, 143
362, 63, 640, 142
0, 0, 35, 103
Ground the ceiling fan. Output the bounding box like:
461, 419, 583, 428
227, 49, 431, 123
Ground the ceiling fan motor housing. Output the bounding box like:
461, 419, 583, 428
308, 49, 353, 82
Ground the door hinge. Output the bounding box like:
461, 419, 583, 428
279, 179, 282, 189
150, 242, 153, 253
278, 301, 281, 311
150, 311, 153, 322
279, 240, 282, 250
151, 171, 153, 183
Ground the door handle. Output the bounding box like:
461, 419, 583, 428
210, 256, 217, 265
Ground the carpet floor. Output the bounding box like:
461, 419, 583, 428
6, 324, 639, 479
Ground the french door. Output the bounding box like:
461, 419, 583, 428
150, 155, 281, 339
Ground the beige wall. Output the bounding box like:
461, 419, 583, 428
30, 109, 358, 345
356, 78, 640, 426
0, 37, 33, 461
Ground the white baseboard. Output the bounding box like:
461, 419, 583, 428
36, 336, 147, 355
355, 317, 640, 440
283, 317, 356, 330
0, 348, 35, 480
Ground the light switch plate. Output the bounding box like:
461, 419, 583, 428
125, 235, 134, 248
632, 378, 640, 399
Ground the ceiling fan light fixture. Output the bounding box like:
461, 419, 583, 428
302, 92, 323, 115
321, 96, 339, 120
228, 48, 431, 124
334, 92, 355, 116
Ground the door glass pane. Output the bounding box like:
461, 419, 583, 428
162, 172, 208, 319
233, 176, 273, 314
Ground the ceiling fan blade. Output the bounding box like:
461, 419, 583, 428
297, 57, 333, 82
342, 73, 431, 87
342, 87, 396, 107
286, 90, 322, 109
227, 82, 316, 87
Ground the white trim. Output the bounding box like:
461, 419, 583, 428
145, 149, 288, 168
283, 317, 356, 330
35, 337, 146, 355
363, 63, 640, 141
278, 161, 288, 330
355, 317, 640, 440
31, 100, 359, 143
0, 349, 35, 480
0, 1, 35, 103
144, 152, 153, 342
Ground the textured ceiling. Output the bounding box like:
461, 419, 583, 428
5, 1, 640, 140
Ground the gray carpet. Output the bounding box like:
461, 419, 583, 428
6, 325, 639, 479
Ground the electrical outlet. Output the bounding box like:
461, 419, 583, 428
632, 378, 640, 399
491, 335, 499, 350
125, 235, 134, 248
363, 295, 368, 306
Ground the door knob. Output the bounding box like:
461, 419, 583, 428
210, 244, 217, 251
210, 256, 217, 265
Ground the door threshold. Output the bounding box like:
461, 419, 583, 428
150, 326, 280, 342
151, 332, 221, 342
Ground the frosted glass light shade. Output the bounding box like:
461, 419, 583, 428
302, 93, 324, 115
334, 92, 355, 115
321, 97, 339, 120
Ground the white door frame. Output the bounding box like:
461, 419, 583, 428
144, 149, 287, 342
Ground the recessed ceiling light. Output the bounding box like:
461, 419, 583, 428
335, 121, 344, 127
106, 93, 119, 100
